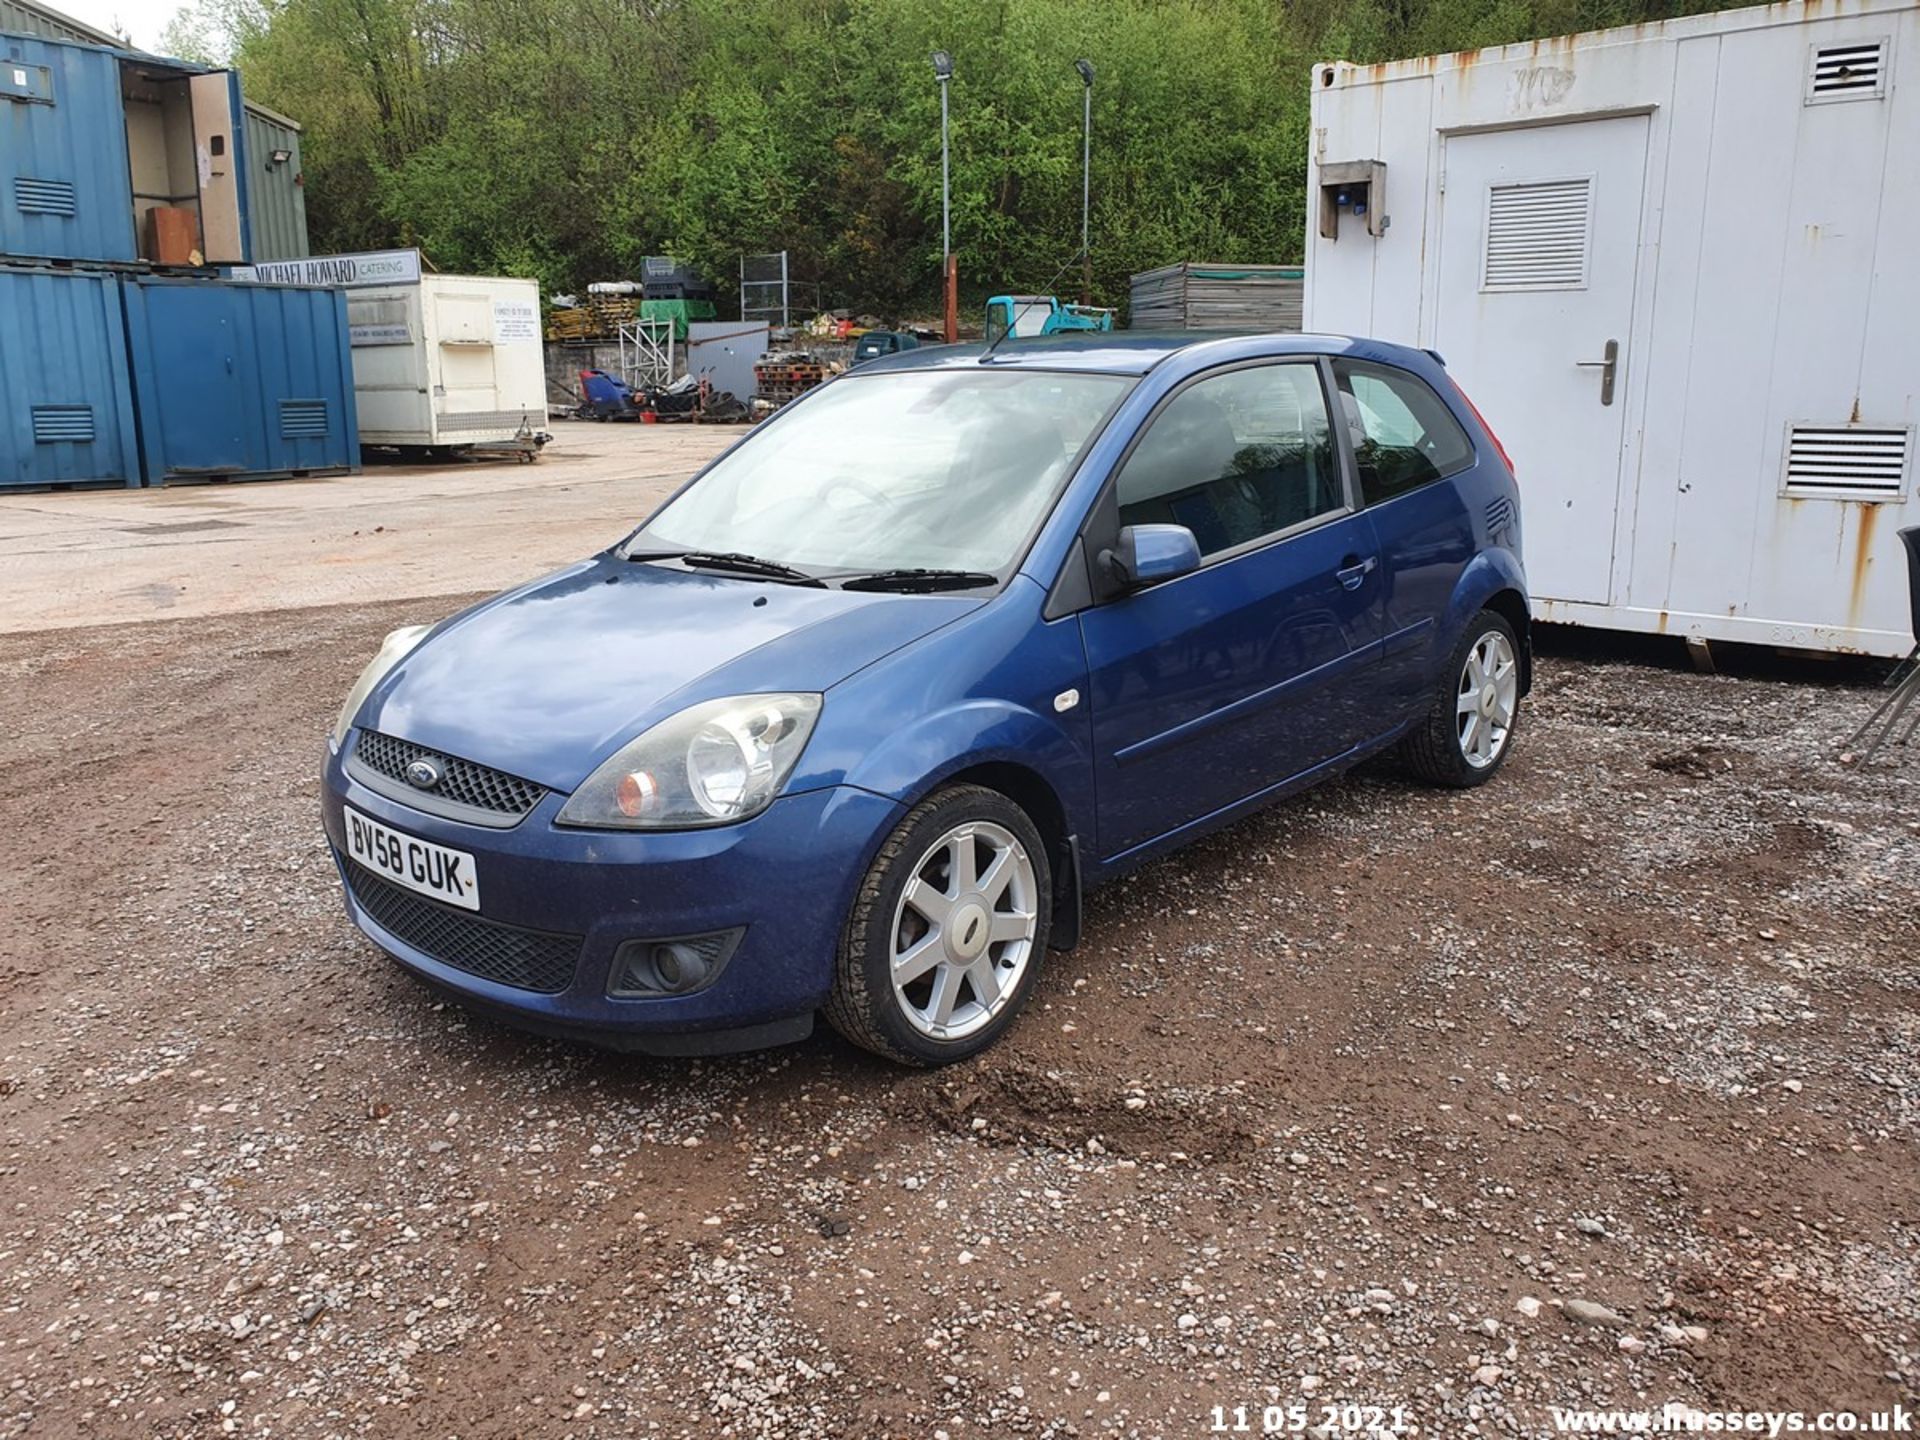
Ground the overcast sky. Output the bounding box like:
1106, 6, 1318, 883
49, 0, 188, 52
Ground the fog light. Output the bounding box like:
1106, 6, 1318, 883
608, 930, 742, 998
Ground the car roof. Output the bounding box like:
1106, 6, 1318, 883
854, 330, 1436, 377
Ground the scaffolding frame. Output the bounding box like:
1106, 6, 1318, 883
618, 316, 676, 389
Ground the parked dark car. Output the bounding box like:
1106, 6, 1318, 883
850, 330, 922, 367
323, 333, 1528, 1065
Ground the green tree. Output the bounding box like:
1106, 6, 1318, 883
212, 0, 1759, 315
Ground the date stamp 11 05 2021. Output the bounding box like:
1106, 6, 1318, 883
1209, 1402, 1414, 1436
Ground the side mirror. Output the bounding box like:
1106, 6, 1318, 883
1102, 523, 1201, 591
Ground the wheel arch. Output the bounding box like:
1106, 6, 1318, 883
835, 693, 1092, 953
1445, 551, 1533, 696
915, 759, 1084, 953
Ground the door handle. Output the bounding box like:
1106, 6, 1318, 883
1575, 338, 1619, 406
1335, 555, 1378, 590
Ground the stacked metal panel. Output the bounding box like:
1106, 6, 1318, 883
1128, 263, 1306, 333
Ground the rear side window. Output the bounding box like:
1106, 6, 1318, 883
1114, 362, 1343, 561
1331, 360, 1476, 505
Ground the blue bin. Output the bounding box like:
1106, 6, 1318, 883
0, 265, 142, 490
120, 274, 359, 485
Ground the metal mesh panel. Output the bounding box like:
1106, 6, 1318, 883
343, 857, 581, 993
353, 730, 545, 818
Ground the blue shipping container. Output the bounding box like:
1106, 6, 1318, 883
121, 274, 358, 485
2, 31, 255, 267
0, 265, 141, 489
1, 32, 138, 264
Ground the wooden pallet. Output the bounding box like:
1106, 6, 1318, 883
754, 364, 829, 386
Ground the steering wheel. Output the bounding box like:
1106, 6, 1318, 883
822, 475, 895, 510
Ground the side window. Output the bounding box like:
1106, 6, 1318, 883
1332, 360, 1476, 505
1114, 363, 1342, 560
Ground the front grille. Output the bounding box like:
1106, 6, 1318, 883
352, 730, 546, 819
342, 858, 581, 993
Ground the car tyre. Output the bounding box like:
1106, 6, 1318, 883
1400, 610, 1522, 788
825, 784, 1052, 1067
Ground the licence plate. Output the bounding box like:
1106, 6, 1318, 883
344, 806, 482, 912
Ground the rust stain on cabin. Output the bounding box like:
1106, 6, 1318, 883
1849, 503, 1880, 628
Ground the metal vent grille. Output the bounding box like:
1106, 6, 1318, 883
279, 399, 329, 438
341, 857, 582, 994
1783, 426, 1910, 498
1807, 41, 1887, 102
1485, 496, 1517, 540
351, 730, 546, 820
14, 177, 76, 216
31, 405, 94, 443
1482, 178, 1591, 291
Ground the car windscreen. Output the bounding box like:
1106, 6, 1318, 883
634, 369, 1134, 575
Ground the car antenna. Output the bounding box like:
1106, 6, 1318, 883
980, 246, 1090, 362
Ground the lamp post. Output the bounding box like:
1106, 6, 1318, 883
932, 50, 957, 342
1074, 58, 1094, 306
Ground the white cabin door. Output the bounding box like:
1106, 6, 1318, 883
189, 71, 247, 265
1435, 115, 1649, 606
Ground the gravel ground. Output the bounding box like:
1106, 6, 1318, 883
1, 602, 1916, 1439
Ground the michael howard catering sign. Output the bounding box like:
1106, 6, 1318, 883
230, 249, 424, 289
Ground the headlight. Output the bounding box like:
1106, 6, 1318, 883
557, 693, 823, 830
330, 625, 431, 748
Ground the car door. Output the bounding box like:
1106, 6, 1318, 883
1329, 358, 1484, 718
1077, 359, 1387, 862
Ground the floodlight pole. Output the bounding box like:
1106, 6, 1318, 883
934, 51, 958, 343
1076, 59, 1095, 307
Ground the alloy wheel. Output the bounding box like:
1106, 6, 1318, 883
1456, 630, 1519, 769
889, 820, 1038, 1042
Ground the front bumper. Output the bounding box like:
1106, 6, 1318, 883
320, 737, 902, 1053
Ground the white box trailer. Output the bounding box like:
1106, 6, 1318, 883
232, 250, 548, 453
1304, 0, 1919, 657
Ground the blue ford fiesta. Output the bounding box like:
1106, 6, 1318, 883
322, 332, 1527, 1066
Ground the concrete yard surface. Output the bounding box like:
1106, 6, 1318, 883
0, 423, 739, 634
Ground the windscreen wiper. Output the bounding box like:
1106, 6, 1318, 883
838, 568, 999, 593
663, 551, 825, 586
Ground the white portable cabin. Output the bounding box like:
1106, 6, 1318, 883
232, 250, 547, 452
1303, 0, 1919, 657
